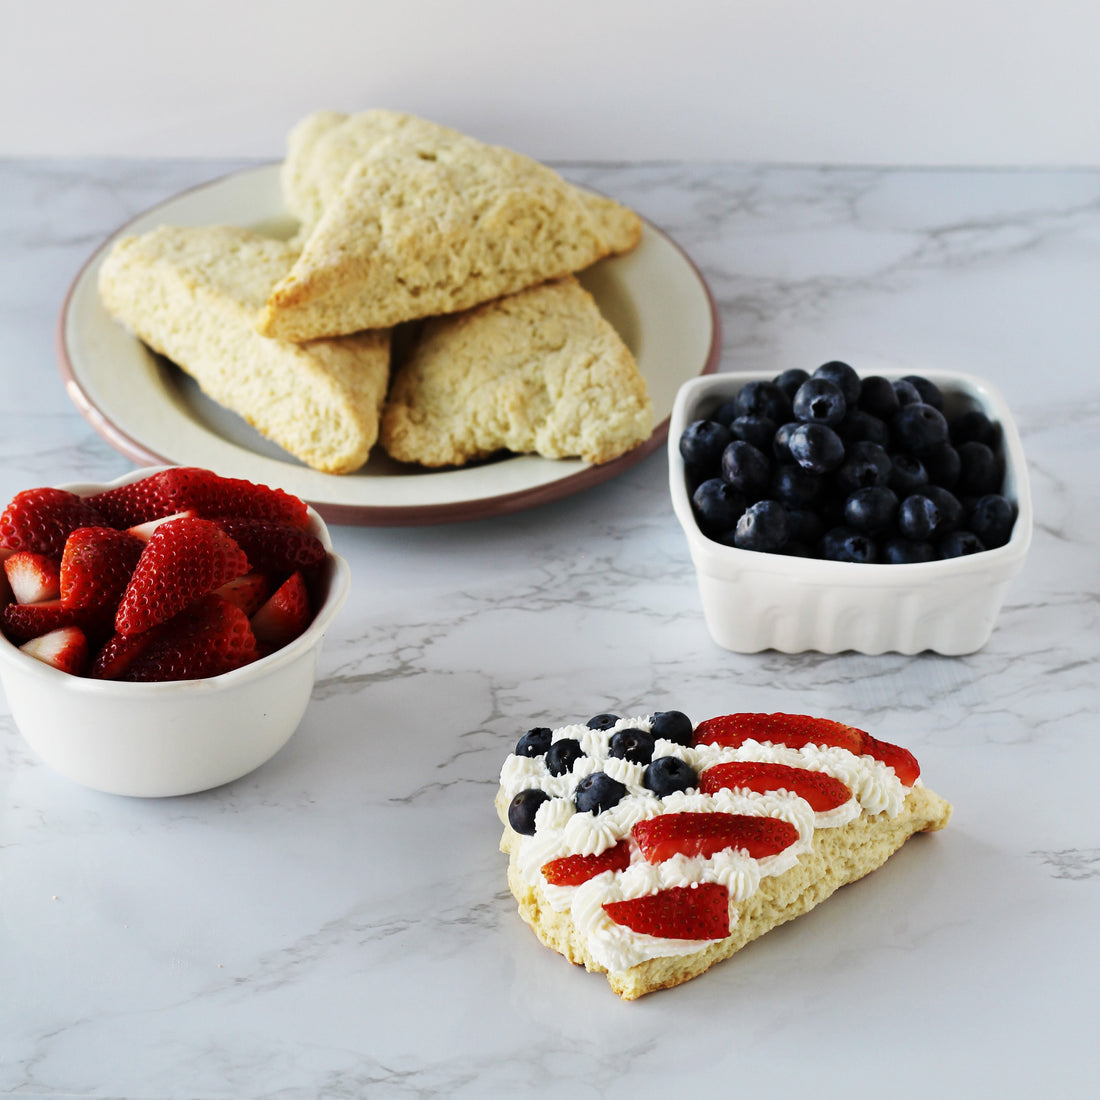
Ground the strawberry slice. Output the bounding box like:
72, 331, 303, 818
1, 599, 87, 642
603, 883, 731, 940
0, 487, 107, 558
215, 572, 273, 617
542, 840, 632, 886
4, 551, 61, 604
121, 594, 260, 682
699, 761, 851, 812
19, 625, 89, 675
155, 467, 309, 528
60, 526, 144, 615
89, 628, 160, 681
250, 571, 312, 647
115, 517, 250, 636
214, 517, 326, 573
125, 509, 198, 541
693, 713, 921, 787
632, 811, 799, 864
83, 474, 178, 528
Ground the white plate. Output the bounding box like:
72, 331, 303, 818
58, 164, 720, 525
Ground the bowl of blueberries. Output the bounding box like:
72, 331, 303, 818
668, 360, 1031, 655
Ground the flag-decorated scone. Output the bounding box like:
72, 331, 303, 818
496, 710, 951, 999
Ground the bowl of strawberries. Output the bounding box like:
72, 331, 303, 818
0, 466, 350, 796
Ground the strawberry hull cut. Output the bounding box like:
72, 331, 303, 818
4, 551, 62, 605
19, 625, 90, 676
632, 811, 799, 864
603, 883, 731, 940
542, 840, 632, 887
699, 761, 851, 812
0, 488, 107, 558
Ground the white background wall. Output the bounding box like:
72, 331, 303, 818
3, 0, 1098, 166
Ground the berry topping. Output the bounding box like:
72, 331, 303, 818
720, 440, 772, 499
691, 478, 746, 537
793, 377, 847, 426
250, 572, 312, 648
603, 883, 731, 941
0, 488, 107, 558
642, 755, 698, 797
679, 420, 732, 476
649, 710, 693, 746
586, 713, 621, 730
4, 551, 61, 605
152, 467, 310, 528
214, 517, 326, 573
632, 811, 799, 863
515, 727, 553, 757
19, 624, 89, 676
608, 727, 656, 764
968, 494, 1015, 549
788, 423, 845, 474
1, 599, 88, 643
508, 789, 550, 836
59, 526, 144, 616
574, 772, 627, 814
214, 572, 273, 617
699, 761, 851, 812
891, 403, 949, 455
541, 840, 632, 886
733, 500, 789, 553
546, 738, 585, 776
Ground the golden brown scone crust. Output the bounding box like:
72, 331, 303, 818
379, 275, 653, 467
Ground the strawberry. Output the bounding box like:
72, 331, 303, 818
542, 840, 632, 887
121, 594, 260, 682
0, 487, 107, 558
1, 599, 87, 642
155, 467, 309, 528
214, 517, 325, 573
115, 517, 250, 636
699, 761, 851, 812
83, 474, 178, 528
19, 625, 89, 675
89, 628, 160, 681
603, 883, 731, 940
632, 811, 798, 864
250, 571, 311, 647
4, 551, 62, 604
215, 572, 273, 617
59, 526, 144, 615
693, 712, 921, 787
125, 509, 198, 541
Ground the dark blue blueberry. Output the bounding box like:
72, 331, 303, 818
692, 478, 746, 538
893, 379, 924, 407
891, 402, 950, 455
786, 506, 826, 547
897, 493, 951, 541
771, 463, 822, 508
968, 494, 1015, 549
956, 441, 1002, 497
788, 423, 846, 474
546, 738, 585, 776
515, 727, 552, 757
508, 789, 550, 835
721, 440, 772, 500
835, 441, 892, 494
821, 526, 879, 563
772, 421, 800, 463
813, 360, 862, 405
888, 453, 929, 496
773, 367, 811, 402
883, 538, 937, 564
729, 414, 778, 453
923, 441, 961, 489
859, 375, 901, 420
649, 710, 693, 746
608, 727, 656, 765
938, 530, 987, 558
793, 378, 847, 426
838, 409, 890, 448
844, 486, 899, 535
900, 374, 944, 411
642, 756, 699, 797
586, 713, 621, 731
574, 772, 628, 814
735, 380, 791, 423
710, 400, 739, 427
678, 419, 731, 475
734, 499, 790, 552
923, 485, 963, 532
950, 409, 999, 448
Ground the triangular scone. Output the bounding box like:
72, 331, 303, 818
380, 275, 653, 467
496, 711, 952, 1000
258, 112, 643, 340
98, 225, 391, 475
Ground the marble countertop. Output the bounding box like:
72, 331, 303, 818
1, 158, 1098, 1098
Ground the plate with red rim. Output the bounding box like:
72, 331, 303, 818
57, 163, 721, 527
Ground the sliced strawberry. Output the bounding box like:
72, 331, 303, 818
632, 811, 799, 864
0, 487, 107, 558
155, 467, 309, 528
121, 594, 260, 682
693, 712, 921, 787
59, 526, 144, 615
89, 628, 161, 680
250, 571, 312, 647
83, 474, 178, 528
699, 761, 851, 812
1, 599, 87, 642
125, 509, 198, 541
115, 517, 250, 636
214, 517, 326, 573
603, 883, 731, 940
542, 840, 632, 886
4, 551, 62, 604
19, 625, 89, 675
215, 572, 273, 617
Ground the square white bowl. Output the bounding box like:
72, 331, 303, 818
668, 368, 1032, 655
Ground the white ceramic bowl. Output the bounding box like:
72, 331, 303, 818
669, 368, 1032, 655
0, 467, 351, 796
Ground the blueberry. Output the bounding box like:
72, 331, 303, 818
951, 409, 999, 448
835, 440, 892, 494
515, 727, 552, 757
897, 493, 950, 541
734, 499, 790, 552
574, 772, 627, 814
821, 526, 879, 563
586, 713, 620, 731
888, 453, 929, 496
649, 710, 693, 746
786, 506, 826, 547
546, 738, 585, 776
923, 442, 961, 489
883, 537, 937, 564
721, 440, 772, 500
956, 441, 1002, 497
793, 378, 847, 426
923, 485, 963, 531
838, 409, 890, 448
968, 493, 1015, 548
893, 379, 924, 407
938, 530, 987, 557
813, 360, 862, 405
788, 423, 845, 474
710, 400, 739, 427
891, 402, 949, 455
609, 727, 656, 765
859, 375, 901, 420
900, 374, 944, 411
643, 756, 698, 797
735, 380, 791, 423
691, 478, 746, 537
773, 367, 810, 402
844, 486, 899, 535
508, 789, 550, 835
771, 463, 823, 508
772, 422, 800, 463
679, 419, 731, 475
729, 414, 778, 452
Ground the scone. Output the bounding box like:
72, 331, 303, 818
496, 709, 951, 1000
379, 275, 653, 467
258, 111, 643, 340
98, 225, 391, 475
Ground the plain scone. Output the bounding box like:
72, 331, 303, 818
496, 784, 952, 1000
380, 275, 653, 467
258, 110, 643, 340
98, 224, 391, 474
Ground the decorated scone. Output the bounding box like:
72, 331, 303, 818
496, 710, 951, 999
